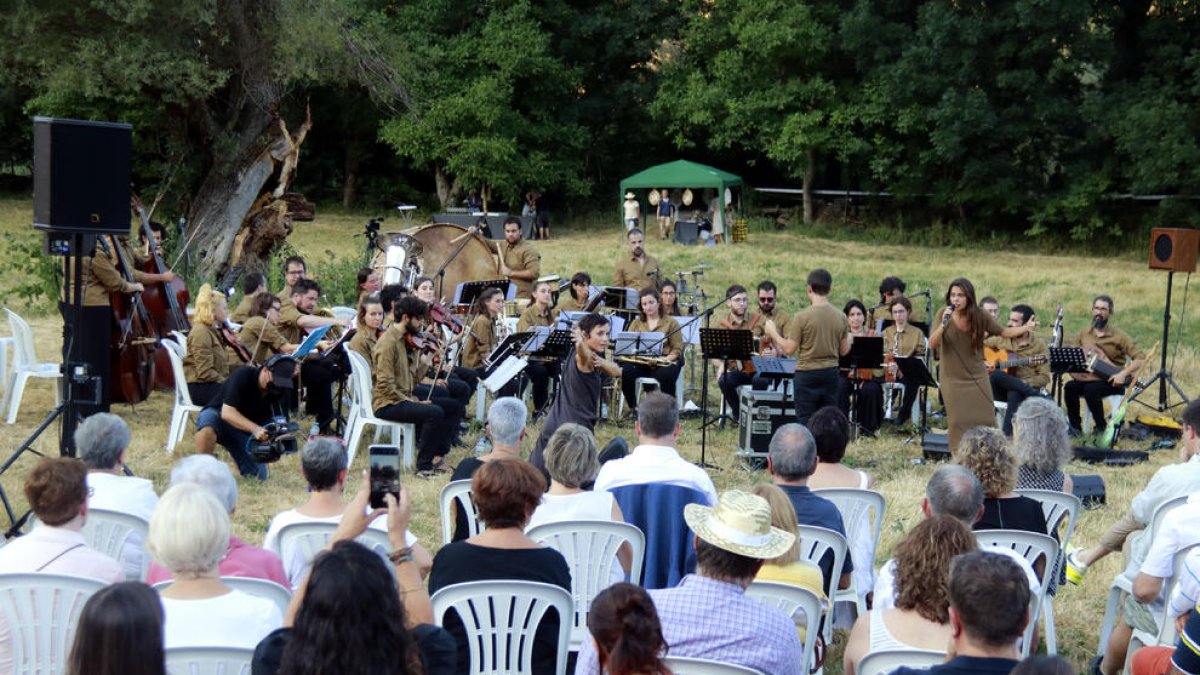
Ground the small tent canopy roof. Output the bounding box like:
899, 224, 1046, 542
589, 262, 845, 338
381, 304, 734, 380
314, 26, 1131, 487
620, 160, 743, 197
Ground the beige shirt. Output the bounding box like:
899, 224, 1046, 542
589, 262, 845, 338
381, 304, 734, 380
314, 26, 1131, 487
462, 315, 497, 370
501, 240, 541, 299
517, 304, 559, 332
183, 323, 230, 384
229, 295, 256, 325
348, 327, 378, 365
612, 253, 662, 289
1069, 326, 1145, 366
239, 316, 289, 365
277, 304, 304, 345
67, 237, 145, 307
989, 336, 1051, 388
373, 328, 414, 408
882, 324, 926, 359
785, 303, 849, 371
626, 315, 684, 358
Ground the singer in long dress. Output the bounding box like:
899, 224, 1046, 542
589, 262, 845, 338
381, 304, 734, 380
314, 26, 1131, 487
928, 278, 1037, 452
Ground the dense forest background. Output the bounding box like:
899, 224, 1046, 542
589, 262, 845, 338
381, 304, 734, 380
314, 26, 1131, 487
1, 0, 1198, 258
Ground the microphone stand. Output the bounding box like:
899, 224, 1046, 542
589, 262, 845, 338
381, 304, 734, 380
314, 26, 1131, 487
695, 292, 734, 470
430, 228, 481, 301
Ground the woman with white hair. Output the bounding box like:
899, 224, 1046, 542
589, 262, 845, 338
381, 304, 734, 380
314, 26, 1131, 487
1012, 397, 1074, 494
145, 455, 288, 588
449, 397, 527, 541
149, 483, 282, 649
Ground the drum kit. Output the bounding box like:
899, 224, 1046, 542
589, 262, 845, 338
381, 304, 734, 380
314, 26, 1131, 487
674, 264, 709, 315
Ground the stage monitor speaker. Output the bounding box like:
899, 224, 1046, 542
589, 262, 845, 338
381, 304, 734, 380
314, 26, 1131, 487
33, 117, 133, 235
1148, 228, 1200, 273
1070, 474, 1106, 508
921, 432, 950, 461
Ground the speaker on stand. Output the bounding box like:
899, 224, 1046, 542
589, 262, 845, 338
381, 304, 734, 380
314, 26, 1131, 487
1137, 227, 1199, 412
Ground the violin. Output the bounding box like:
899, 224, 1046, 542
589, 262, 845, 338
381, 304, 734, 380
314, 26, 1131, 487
429, 300, 464, 334
406, 330, 440, 352
219, 321, 254, 365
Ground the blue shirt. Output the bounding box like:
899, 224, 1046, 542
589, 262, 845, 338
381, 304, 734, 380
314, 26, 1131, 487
894, 655, 1018, 675
574, 575, 803, 675
779, 484, 854, 584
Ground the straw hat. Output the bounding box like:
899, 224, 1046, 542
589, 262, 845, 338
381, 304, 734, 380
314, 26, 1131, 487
682, 188, 694, 206
625, 192, 636, 200
684, 490, 795, 560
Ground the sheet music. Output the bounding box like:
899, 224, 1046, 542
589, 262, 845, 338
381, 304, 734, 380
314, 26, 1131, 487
677, 316, 702, 345
482, 355, 528, 392
614, 331, 665, 357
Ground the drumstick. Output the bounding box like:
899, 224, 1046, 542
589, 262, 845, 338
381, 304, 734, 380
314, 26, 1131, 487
449, 230, 472, 244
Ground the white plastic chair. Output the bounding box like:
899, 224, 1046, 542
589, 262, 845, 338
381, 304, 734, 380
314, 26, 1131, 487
2, 308, 62, 424
975, 529, 1060, 656
1124, 543, 1200, 672
165, 646, 254, 675
331, 306, 357, 323
440, 480, 485, 544
81, 508, 151, 582
527, 520, 646, 650
343, 349, 414, 469
431, 580, 573, 675
276, 521, 395, 587
0, 334, 14, 393
0, 572, 107, 673
171, 330, 189, 348
812, 488, 886, 618
662, 656, 765, 674
856, 649, 946, 675
162, 335, 186, 357
1016, 489, 1082, 655
163, 339, 204, 452
1097, 495, 1190, 655
153, 577, 292, 617
745, 581, 823, 673
795, 524, 848, 643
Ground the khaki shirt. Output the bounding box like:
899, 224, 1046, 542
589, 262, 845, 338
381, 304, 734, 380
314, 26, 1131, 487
182, 323, 230, 384
276, 285, 295, 315
239, 316, 289, 365
1069, 326, 1145, 367
501, 240, 541, 299
373, 328, 414, 408
517, 304, 559, 332
229, 295, 256, 325
989, 336, 1051, 389
626, 315, 684, 358
462, 315, 497, 370
348, 328, 378, 365
785, 304, 849, 371
66, 238, 145, 307
749, 307, 790, 340
277, 304, 305, 345
612, 253, 662, 289
882, 324, 926, 359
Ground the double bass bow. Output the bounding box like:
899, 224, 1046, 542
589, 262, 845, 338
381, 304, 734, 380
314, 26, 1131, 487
132, 192, 191, 390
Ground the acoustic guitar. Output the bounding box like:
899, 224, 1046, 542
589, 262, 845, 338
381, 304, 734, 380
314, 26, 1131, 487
983, 346, 1048, 375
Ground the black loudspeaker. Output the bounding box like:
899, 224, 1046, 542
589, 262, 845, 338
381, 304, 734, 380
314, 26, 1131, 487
1070, 474, 1107, 508
921, 432, 951, 460
33, 117, 132, 234
1072, 445, 1149, 465
1148, 228, 1200, 273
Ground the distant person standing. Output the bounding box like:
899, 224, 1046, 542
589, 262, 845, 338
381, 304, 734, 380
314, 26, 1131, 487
656, 189, 675, 241
464, 189, 482, 212
623, 192, 640, 230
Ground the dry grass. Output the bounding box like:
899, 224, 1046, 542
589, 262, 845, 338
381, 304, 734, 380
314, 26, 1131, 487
0, 198, 1196, 671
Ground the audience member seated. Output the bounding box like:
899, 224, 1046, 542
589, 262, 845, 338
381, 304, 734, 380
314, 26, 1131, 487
1068, 400, 1200, 586
751, 483, 825, 600
428, 458, 571, 675
146, 455, 287, 588
592, 392, 717, 505
0, 458, 123, 673
263, 437, 429, 589
1012, 655, 1074, 675
585, 582, 671, 675
766, 422, 853, 592
66, 582, 166, 675
843, 515, 977, 675
148, 483, 282, 650
1130, 560, 1200, 675
892, 550, 1031, 675
1011, 397, 1074, 494
75, 412, 159, 579
955, 427, 1048, 536
807, 406, 874, 490
575, 490, 803, 675
526, 423, 632, 584
449, 396, 526, 541
874, 465, 1040, 609
253, 473, 455, 675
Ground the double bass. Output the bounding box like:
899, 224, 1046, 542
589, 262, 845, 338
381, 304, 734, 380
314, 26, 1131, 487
102, 235, 158, 404
132, 193, 191, 390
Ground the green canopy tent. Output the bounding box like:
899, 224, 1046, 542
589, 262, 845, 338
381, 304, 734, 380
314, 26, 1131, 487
619, 160, 743, 239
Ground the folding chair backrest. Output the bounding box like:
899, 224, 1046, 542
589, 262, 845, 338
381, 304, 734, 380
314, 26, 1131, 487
745, 581, 823, 672
794, 524, 848, 603
80, 508, 151, 582
276, 521, 393, 588
219, 577, 292, 616
440, 480, 484, 545
662, 656, 765, 674
165, 645, 255, 675
527, 520, 646, 649
1149, 495, 1189, 540
1015, 489, 1080, 547
0, 572, 107, 673
431, 580, 573, 675
856, 649, 946, 675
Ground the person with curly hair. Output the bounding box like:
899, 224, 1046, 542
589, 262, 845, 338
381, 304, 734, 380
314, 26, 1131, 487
586, 582, 671, 675
843, 515, 978, 675
955, 427, 1048, 536
1011, 397, 1074, 494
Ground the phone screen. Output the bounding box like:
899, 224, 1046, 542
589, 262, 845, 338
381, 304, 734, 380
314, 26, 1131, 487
368, 445, 401, 509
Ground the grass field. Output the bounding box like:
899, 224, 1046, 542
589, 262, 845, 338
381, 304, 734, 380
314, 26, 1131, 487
0, 196, 1197, 671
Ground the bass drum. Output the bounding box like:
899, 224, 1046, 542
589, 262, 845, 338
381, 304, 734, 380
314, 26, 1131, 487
403, 223, 502, 302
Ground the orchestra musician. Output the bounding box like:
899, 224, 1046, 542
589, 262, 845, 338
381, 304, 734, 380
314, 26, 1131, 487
182, 284, 232, 406
277, 278, 347, 435
618, 287, 684, 413
276, 255, 307, 314
763, 269, 850, 425
881, 297, 927, 426
612, 228, 662, 289
238, 294, 299, 366
987, 303, 1050, 436
229, 272, 266, 325
461, 287, 519, 397
980, 296, 1001, 321
347, 295, 385, 364
837, 299, 883, 435
1063, 294, 1146, 436
133, 219, 166, 265
661, 279, 689, 317
517, 280, 561, 415
716, 284, 754, 417
498, 217, 541, 301
872, 276, 907, 325
356, 267, 381, 303
750, 280, 789, 356
411, 276, 475, 404
928, 278, 1036, 452
564, 272, 595, 311
372, 296, 458, 477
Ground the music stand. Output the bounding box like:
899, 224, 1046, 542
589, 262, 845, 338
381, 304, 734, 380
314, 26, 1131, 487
525, 328, 572, 361
839, 336, 883, 440
699, 329, 755, 430
602, 286, 638, 310
454, 279, 512, 307
1048, 347, 1087, 374
614, 331, 664, 358
894, 356, 937, 439
482, 331, 536, 378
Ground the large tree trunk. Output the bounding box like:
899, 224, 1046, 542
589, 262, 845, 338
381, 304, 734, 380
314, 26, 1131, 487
434, 164, 459, 209
343, 152, 360, 209
802, 147, 816, 225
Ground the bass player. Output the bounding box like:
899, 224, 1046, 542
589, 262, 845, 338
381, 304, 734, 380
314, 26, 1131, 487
1064, 294, 1146, 436
986, 303, 1050, 435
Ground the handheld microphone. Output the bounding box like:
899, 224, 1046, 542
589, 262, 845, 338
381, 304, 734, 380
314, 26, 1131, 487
941, 305, 954, 326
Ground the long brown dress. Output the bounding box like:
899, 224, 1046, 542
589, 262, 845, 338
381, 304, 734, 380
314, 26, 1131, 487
939, 312, 1006, 451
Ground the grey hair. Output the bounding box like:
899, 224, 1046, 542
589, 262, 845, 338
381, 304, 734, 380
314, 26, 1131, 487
768, 423, 818, 480
169, 455, 238, 513
487, 397, 528, 448
544, 423, 600, 488
926, 464, 984, 524
302, 437, 348, 491
74, 413, 130, 470
1012, 397, 1072, 474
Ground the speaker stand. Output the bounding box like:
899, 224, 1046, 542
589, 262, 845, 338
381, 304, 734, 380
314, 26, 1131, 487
1131, 270, 1190, 412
